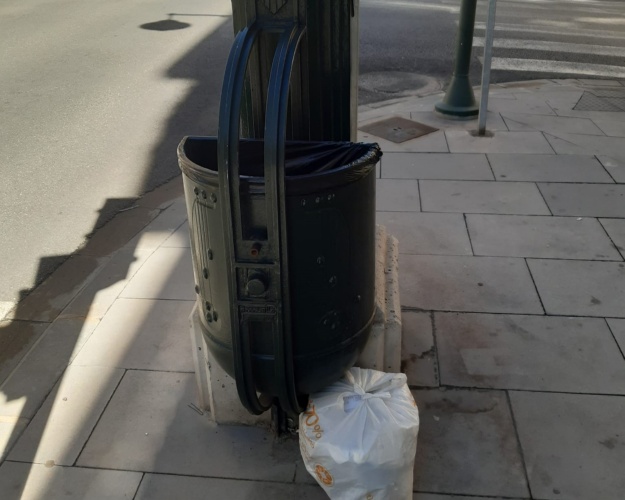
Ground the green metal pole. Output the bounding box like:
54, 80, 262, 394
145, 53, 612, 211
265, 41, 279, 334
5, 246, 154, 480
435, 0, 479, 118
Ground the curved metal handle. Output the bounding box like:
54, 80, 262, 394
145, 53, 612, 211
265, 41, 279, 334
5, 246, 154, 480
264, 24, 307, 416
217, 23, 268, 415
217, 21, 306, 416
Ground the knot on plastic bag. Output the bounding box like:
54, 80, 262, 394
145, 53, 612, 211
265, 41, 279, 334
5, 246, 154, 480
339, 389, 392, 413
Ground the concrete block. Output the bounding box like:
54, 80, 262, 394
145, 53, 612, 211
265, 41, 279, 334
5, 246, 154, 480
357, 227, 403, 373
190, 306, 270, 427
383, 235, 402, 373
357, 225, 389, 371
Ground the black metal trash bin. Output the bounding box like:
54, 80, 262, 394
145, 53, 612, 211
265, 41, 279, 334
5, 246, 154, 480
179, 138, 381, 412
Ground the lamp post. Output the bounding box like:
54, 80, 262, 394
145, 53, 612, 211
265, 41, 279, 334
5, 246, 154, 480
435, 0, 479, 118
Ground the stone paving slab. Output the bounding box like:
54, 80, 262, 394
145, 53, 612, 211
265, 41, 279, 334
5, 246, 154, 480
136, 474, 326, 500
376, 179, 421, 211
502, 113, 604, 136
7, 255, 105, 323
413, 495, 503, 500
599, 218, 625, 257
607, 319, 625, 354
78, 206, 160, 258
421, 181, 550, 215
376, 212, 472, 256
358, 129, 449, 153
122, 199, 188, 252
597, 155, 625, 183
8, 365, 124, 466
445, 130, 555, 154
161, 221, 190, 248
487, 153, 613, 183
0, 320, 50, 386
71, 298, 195, 372
59, 247, 155, 321
119, 246, 195, 301
401, 312, 437, 387
534, 90, 585, 114
0, 418, 28, 462
528, 259, 625, 317
435, 313, 625, 393
466, 214, 621, 260
510, 391, 625, 500
0, 317, 99, 419
538, 183, 625, 217
578, 79, 623, 87
544, 132, 625, 163
592, 116, 625, 137
381, 153, 493, 181
77, 370, 299, 482
412, 389, 529, 497
409, 111, 507, 132
399, 255, 543, 314
0, 461, 142, 500
482, 97, 557, 116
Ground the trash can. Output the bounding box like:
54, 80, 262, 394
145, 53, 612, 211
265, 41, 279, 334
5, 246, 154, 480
179, 138, 381, 411
179, 20, 381, 416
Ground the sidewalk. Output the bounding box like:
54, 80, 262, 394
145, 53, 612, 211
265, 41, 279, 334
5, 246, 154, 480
1, 79, 625, 499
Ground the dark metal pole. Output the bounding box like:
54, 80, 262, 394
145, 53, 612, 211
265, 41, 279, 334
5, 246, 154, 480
435, 0, 479, 118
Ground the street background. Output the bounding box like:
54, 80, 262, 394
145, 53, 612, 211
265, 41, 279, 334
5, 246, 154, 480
1, 0, 625, 315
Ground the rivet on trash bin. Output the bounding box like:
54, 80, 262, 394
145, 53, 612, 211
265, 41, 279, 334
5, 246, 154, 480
205, 301, 211, 311
193, 187, 199, 195
329, 276, 337, 287
207, 249, 213, 260
201, 190, 207, 199
316, 256, 325, 265
213, 311, 218, 321
250, 242, 261, 257
209, 193, 217, 203
203, 268, 209, 279
206, 312, 213, 323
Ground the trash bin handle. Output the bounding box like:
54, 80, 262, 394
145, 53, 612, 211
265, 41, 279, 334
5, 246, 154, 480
217, 22, 268, 416
217, 21, 306, 416
264, 23, 307, 417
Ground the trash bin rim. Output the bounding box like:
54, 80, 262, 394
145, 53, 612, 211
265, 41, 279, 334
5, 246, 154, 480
177, 136, 382, 184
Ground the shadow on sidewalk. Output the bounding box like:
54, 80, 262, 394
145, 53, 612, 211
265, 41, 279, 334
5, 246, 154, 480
0, 13, 248, 499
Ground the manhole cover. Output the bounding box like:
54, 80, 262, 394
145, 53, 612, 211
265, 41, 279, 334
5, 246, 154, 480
574, 92, 623, 112
359, 72, 440, 98
359, 116, 438, 143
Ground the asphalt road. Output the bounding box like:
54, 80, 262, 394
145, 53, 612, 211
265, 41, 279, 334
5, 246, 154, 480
359, 0, 625, 103
0, 0, 234, 312
2, 0, 625, 312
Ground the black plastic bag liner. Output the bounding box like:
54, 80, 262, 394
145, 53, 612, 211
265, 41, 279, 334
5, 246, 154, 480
178, 138, 382, 194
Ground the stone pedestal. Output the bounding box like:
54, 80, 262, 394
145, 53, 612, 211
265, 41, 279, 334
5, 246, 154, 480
189, 225, 402, 425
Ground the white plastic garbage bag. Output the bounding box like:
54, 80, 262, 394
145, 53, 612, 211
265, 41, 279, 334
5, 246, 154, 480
299, 367, 419, 500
